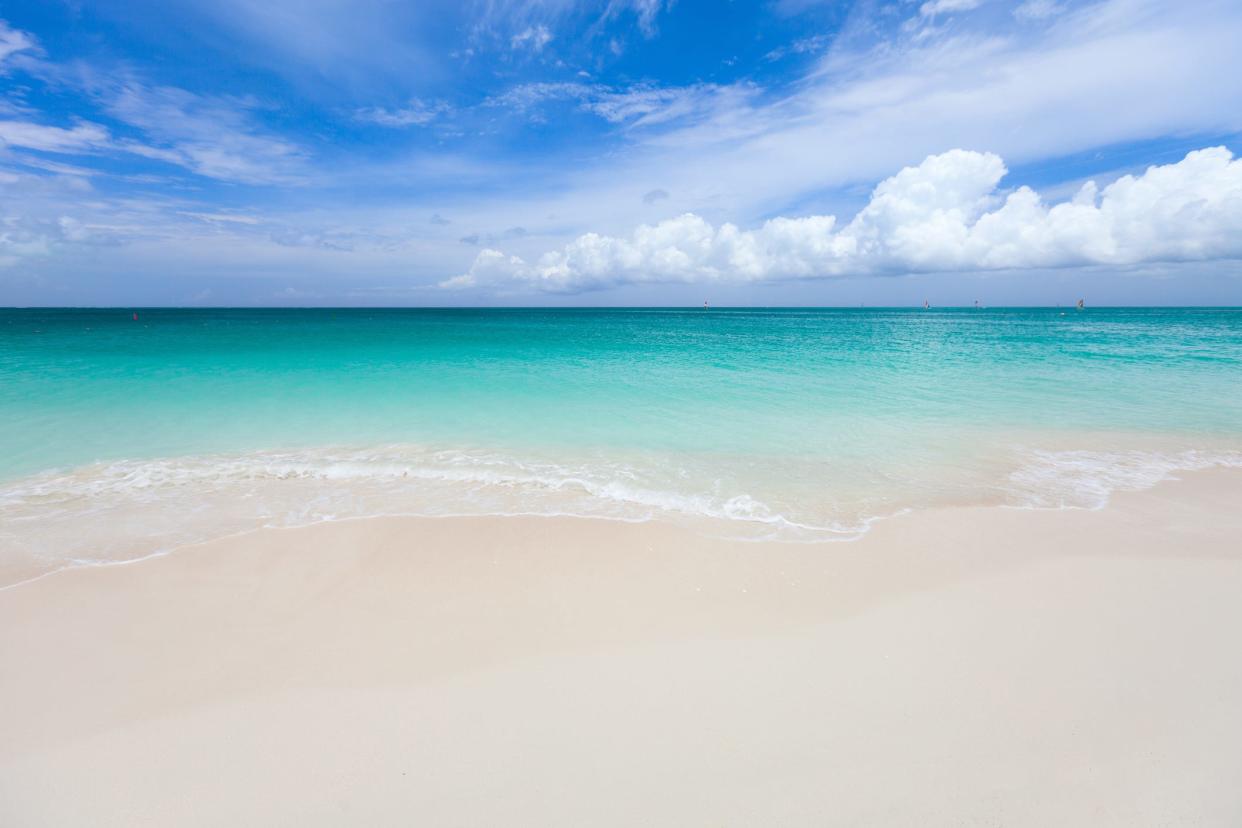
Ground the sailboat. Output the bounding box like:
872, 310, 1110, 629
923, 299, 930, 309
1076, 298, 1085, 311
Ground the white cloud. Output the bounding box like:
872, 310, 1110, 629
488, 0, 1242, 246
445, 147, 1242, 292
587, 84, 748, 127
4, 0, 1242, 304
354, 99, 448, 127
0, 205, 106, 270
0, 19, 37, 65
765, 34, 831, 62
487, 81, 754, 128
920, 0, 984, 17
510, 24, 553, 52
471, 0, 670, 49
0, 120, 111, 153
603, 0, 669, 36
1, 56, 307, 185
0, 219, 53, 268
103, 83, 306, 184
9, 156, 100, 177
484, 81, 587, 111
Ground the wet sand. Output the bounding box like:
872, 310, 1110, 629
2, 469, 1241, 826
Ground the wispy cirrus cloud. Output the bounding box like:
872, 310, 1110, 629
601, 0, 671, 36
764, 33, 831, 62
102, 83, 307, 184
453, 0, 676, 69
470, 0, 674, 41
510, 24, 554, 52
0, 120, 112, 154
919, 0, 984, 16
1, 19, 306, 185
4, 59, 308, 185
0, 19, 37, 65
125, 0, 441, 96
354, 99, 450, 128
486, 80, 757, 128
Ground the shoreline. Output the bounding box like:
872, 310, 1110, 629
3, 468, 1242, 824
4, 441, 1241, 590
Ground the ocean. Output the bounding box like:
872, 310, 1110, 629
3, 307, 1240, 585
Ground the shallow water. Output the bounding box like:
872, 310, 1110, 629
3, 307, 1241, 584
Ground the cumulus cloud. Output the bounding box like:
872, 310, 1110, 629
444, 146, 1242, 292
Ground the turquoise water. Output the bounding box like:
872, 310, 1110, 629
3, 307, 1241, 583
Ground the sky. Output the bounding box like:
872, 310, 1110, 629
1, 0, 1240, 306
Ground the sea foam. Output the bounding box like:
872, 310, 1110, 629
3, 441, 1240, 587
1005, 449, 1242, 510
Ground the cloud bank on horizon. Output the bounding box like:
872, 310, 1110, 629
447, 147, 1242, 292
0, 0, 1241, 304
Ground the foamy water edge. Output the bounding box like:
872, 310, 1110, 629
3, 444, 1241, 589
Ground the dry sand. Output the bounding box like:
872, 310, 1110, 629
2, 469, 1242, 826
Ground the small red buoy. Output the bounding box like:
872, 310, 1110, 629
133, 312, 139, 321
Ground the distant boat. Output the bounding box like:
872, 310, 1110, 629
703, 300, 709, 310
923, 299, 930, 309
1076, 298, 1085, 311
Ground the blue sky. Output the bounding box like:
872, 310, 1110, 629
1, 0, 1240, 305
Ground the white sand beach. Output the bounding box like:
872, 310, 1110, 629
2, 469, 1242, 826
7, 0, 1242, 824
